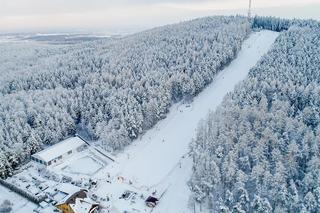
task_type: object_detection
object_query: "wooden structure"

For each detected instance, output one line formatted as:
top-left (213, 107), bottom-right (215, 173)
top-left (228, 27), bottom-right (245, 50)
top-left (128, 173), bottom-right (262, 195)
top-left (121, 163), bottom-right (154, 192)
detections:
top-left (145, 196), bottom-right (159, 208)
top-left (55, 187), bottom-right (98, 213)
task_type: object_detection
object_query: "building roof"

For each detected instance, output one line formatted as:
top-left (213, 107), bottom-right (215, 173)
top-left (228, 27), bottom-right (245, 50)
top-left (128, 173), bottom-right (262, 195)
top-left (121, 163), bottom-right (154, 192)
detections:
top-left (56, 183), bottom-right (87, 205)
top-left (32, 136), bottom-right (86, 163)
top-left (70, 198), bottom-right (99, 213)
top-left (146, 196), bottom-right (159, 203)
top-left (57, 183), bottom-right (83, 196)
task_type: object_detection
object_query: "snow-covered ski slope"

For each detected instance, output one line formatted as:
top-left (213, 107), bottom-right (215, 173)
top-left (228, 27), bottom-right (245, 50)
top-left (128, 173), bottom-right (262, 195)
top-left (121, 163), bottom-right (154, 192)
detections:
top-left (111, 30), bottom-right (279, 181)
top-left (0, 30), bottom-right (278, 213)
top-left (95, 30), bottom-right (279, 212)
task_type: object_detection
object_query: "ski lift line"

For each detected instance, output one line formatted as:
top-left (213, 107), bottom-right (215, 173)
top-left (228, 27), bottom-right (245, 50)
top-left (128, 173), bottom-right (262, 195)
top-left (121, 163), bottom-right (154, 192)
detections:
top-left (148, 152), bottom-right (190, 189)
top-left (248, 0), bottom-right (252, 20)
top-left (148, 185), bottom-right (171, 213)
top-left (114, 152), bottom-right (189, 194)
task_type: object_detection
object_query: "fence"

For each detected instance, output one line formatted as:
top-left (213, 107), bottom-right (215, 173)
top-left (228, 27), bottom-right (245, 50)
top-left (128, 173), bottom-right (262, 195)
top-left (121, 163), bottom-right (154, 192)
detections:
top-left (0, 179), bottom-right (46, 204)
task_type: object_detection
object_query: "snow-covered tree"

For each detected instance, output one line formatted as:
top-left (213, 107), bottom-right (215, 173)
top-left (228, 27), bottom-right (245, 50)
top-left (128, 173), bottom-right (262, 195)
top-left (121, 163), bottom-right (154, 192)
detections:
top-left (190, 19), bottom-right (320, 212)
top-left (0, 16), bottom-right (250, 177)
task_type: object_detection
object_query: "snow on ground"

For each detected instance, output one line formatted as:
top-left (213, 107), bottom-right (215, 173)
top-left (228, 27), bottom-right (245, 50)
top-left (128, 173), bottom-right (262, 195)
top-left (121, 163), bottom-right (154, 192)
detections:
top-left (93, 30), bottom-right (279, 212)
top-left (62, 156), bottom-right (104, 176)
top-left (49, 147), bottom-right (110, 179)
top-left (0, 185), bottom-right (37, 213)
top-left (105, 30), bottom-right (279, 186)
top-left (0, 148), bottom-right (109, 212)
top-left (0, 30), bottom-right (278, 213)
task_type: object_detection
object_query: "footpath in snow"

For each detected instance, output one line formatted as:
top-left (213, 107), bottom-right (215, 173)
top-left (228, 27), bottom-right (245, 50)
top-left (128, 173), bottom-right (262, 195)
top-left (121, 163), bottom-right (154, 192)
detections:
top-left (96, 30), bottom-right (279, 212)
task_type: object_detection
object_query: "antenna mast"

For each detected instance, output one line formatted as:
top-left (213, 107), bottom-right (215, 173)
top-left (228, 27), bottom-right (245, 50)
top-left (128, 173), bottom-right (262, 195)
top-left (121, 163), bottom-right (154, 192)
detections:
top-left (248, 0), bottom-right (252, 20)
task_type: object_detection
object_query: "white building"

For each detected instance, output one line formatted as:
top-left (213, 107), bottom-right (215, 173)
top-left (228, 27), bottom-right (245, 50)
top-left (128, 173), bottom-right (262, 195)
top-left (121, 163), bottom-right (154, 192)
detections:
top-left (31, 136), bottom-right (87, 166)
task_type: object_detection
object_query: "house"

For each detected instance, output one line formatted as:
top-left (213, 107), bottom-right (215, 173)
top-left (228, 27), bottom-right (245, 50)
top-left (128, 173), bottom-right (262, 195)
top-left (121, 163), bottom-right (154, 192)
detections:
top-left (145, 196), bottom-right (159, 208)
top-left (69, 198), bottom-right (99, 213)
top-left (31, 136), bottom-right (87, 166)
top-left (55, 184), bottom-right (87, 204)
top-left (55, 184), bottom-right (99, 213)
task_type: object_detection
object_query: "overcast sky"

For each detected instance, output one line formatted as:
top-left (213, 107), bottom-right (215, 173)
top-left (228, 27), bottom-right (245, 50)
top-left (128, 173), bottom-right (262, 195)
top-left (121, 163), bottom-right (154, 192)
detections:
top-left (0, 0), bottom-right (320, 33)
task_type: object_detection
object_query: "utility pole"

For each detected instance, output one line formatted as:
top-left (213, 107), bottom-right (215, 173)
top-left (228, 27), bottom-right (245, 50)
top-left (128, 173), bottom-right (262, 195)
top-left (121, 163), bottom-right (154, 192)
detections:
top-left (248, 0), bottom-right (252, 20)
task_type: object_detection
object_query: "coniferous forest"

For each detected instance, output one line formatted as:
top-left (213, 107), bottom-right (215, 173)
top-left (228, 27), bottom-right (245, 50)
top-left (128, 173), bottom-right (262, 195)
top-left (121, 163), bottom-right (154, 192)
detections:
top-left (0, 16), bottom-right (250, 177)
top-left (190, 17), bottom-right (320, 212)
top-left (1, 14), bottom-right (320, 213)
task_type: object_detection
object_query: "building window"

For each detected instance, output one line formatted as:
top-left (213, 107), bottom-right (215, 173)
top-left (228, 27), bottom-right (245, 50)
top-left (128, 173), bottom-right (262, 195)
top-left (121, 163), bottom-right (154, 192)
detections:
top-left (48, 161), bottom-right (51, 166)
top-left (67, 150), bottom-right (72, 155)
top-left (58, 155), bottom-right (62, 160)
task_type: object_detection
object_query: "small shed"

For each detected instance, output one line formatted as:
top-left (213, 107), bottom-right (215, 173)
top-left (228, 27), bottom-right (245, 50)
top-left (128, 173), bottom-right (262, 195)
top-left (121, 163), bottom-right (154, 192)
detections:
top-left (31, 136), bottom-right (87, 166)
top-left (145, 196), bottom-right (159, 208)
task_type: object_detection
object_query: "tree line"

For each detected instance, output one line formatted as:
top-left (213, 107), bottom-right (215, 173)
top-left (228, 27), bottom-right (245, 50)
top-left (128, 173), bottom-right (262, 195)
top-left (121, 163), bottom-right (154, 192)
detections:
top-left (190, 17), bottom-right (320, 212)
top-left (0, 16), bottom-right (250, 178)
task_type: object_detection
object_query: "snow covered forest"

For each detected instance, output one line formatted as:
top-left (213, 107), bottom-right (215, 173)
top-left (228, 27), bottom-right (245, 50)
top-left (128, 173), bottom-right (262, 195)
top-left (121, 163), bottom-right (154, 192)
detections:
top-left (190, 17), bottom-right (320, 212)
top-left (0, 16), bottom-right (250, 177)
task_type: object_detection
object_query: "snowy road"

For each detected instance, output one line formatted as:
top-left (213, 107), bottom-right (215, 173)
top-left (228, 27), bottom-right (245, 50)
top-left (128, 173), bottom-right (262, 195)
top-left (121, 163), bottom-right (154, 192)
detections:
top-left (96, 30), bottom-right (279, 212)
